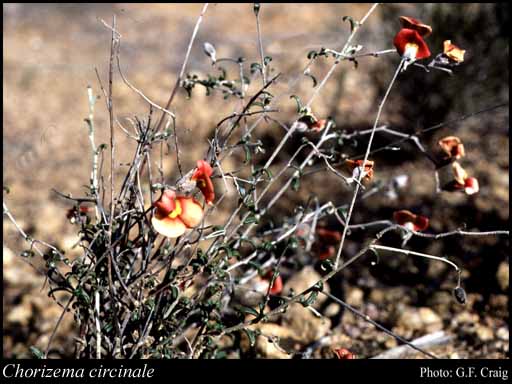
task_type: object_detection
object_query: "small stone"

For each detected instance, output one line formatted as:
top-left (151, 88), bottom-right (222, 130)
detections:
top-left (496, 261), bottom-right (509, 291)
top-left (242, 323), bottom-right (295, 359)
top-left (324, 302), bottom-right (341, 317)
top-left (346, 287), bottom-right (364, 307)
top-left (368, 289), bottom-right (385, 305)
top-left (418, 307), bottom-right (443, 332)
top-left (7, 299), bottom-right (32, 326)
top-left (384, 338), bottom-right (398, 349)
top-left (475, 325), bottom-right (494, 342)
top-left (397, 307), bottom-right (442, 333)
top-left (3, 246), bottom-right (14, 266)
top-left (496, 327), bottom-right (508, 341)
top-left (281, 302), bottom-right (331, 344)
top-left (453, 311), bottom-right (479, 325)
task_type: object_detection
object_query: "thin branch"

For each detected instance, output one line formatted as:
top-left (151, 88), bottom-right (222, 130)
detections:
top-left (154, 3), bottom-right (209, 133)
top-left (321, 291), bottom-right (438, 359)
top-left (334, 58), bottom-right (405, 269)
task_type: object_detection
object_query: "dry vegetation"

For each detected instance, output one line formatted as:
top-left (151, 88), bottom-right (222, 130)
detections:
top-left (3, 3), bottom-right (509, 359)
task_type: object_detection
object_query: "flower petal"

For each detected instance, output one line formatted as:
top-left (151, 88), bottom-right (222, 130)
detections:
top-left (399, 16), bottom-right (432, 37)
top-left (464, 177), bottom-right (479, 195)
top-left (317, 227), bottom-right (342, 244)
top-left (443, 40), bottom-right (465, 63)
top-left (151, 215), bottom-right (187, 238)
top-left (191, 160), bottom-right (215, 205)
top-left (153, 189), bottom-right (177, 216)
top-left (177, 197), bottom-right (204, 228)
top-left (345, 159), bottom-right (375, 181)
top-left (452, 162), bottom-right (468, 186)
top-left (192, 159), bottom-right (213, 179)
top-left (438, 136), bottom-right (465, 159)
top-left (413, 215), bottom-right (430, 231)
top-left (393, 28), bottom-right (431, 60)
top-left (393, 210), bottom-right (416, 225)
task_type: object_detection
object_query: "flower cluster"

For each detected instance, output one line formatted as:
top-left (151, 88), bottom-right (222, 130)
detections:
top-left (151, 160), bottom-right (216, 238)
top-left (436, 136), bottom-right (479, 195)
top-left (345, 159), bottom-right (375, 183)
top-left (393, 16), bottom-right (465, 70)
top-left (292, 109), bottom-right (328, 133)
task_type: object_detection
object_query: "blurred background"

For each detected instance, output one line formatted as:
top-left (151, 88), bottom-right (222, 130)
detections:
top-left (3, 3), bottom-right (509, 358)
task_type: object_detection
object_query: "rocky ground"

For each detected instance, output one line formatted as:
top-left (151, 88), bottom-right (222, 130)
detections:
top-left (3, 3), bottom-right (509, 358)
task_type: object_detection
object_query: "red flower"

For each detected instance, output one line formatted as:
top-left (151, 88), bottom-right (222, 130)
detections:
top-left (438, 136), bottom-right (465, 159)
top-left (191, 160), bottom-right (215, 205)
top-left (345, 159), bottom-right (375, 181)
top-left (333, 348), bottom-right (356, 359)
top-left (151, 190), bottom-right (204, 238)
top-left (393, 210), bottom-right (429, 231)
top-left (315, 227), bottom-right (342, 260)
top-left (264, 271), bottom-right (283, 295)
top-left (393, 28), bottom-right (431, 61)
top-left (399, 16), bottom-right (432, 37)
top-left (463, 177), bottom-right (479, 195)
top-left (440, 162), bottom-right (479, 195)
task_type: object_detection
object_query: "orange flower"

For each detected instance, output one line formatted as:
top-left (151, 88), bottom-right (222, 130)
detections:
top-left (294, 115), bottom-right (328, 133)
top-left (333, 348), bottom-right (356, 359)
top-left (393, 210), bottom-right (429, 231)
top-left (394, 28), bottom-right (431, 61)
top-left (438, 136), bottom-right (465, 159)
top-left (399, 16), bottom-right (432, 37)
top-left (151, 190), bottom-right (203, 238)
top-left (191, 160), bottom-right (215, 205)
top-left (345, 159), bottom-right (375, 181)
top-left (310, 119), bottom-right (327, 132)
top-left (443, 40), bottom-right (465, 63)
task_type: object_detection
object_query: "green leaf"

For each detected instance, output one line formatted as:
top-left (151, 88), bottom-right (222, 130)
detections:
top-left (307, 50), bottom-right (318, 60)
top-left (319, 259), bottom-right (334, 273)
top-left (73, 287), bottom-right (91, 305)
top-left (242, 328), bottom-right (257, 347)
top-left (342, 16), bottom-right (357, 33)
top-left (102, 322), bottom-right (113, 333)
top-left (243, 145), bottom-right (252, 164)
top-left (290, 95), bottom-right (303, 113)
top-left (304, 72), bottom-right (318, 87)
top-left (263, 56), bottom-right (273, 66)
top-left (288, 236), bottom-right (299, 249)
top-left (243, 214), bottom-right (259, 225)
top-left (250, 62), bottom-right (262, 75)
top-left (238, 305), bottom-right (260, 318)
top-left (299, 290), bottom-right (318, 307)
top-left (29, 346), bottom-right (45, 359)
top-left (338, 206), bottom-right (348, 221)
top-left (291, 175), bottom-right (300, 192)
